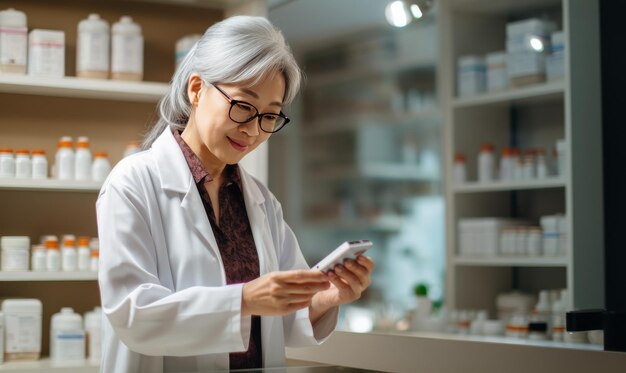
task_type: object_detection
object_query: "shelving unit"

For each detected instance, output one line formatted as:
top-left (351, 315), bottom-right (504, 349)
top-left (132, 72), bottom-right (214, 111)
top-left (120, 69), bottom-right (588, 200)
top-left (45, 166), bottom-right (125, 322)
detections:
top-left (0, 359), bottom-right (98, 373)
top-left (440, 0), bottom-right (603, 315)
top-left (309, 163), bottom-right (439, 182)
top-left (0, 74), bottom-right (167, 103)
top-left (0, 1), bottom-right (266, 368)
top-left (0, 179), bottom-right (102, 193)
top-left (0, 272), bottom-right (98, 282)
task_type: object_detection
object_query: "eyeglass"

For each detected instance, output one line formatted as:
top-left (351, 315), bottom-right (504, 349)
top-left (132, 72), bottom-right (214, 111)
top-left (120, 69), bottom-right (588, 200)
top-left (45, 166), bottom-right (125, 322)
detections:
top-left (211, 84), bottom-right (290, 133)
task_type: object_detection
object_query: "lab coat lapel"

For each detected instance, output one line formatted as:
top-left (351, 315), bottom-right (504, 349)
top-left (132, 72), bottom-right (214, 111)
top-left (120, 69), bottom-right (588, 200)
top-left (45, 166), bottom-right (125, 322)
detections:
top-left (152, 128), bottom-right (222, 262)
top-left (239, 167), bottom-right (278, 276)
top-left (239, 167), bottom-right (284, 366)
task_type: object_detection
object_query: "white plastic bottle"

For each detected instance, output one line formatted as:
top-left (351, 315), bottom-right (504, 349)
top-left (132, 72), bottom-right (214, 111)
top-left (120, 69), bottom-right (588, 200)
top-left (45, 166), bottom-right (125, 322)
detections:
top-left (28, 29), bottom-right (65, 77)
top-left (536, 148), bottom-right (549, 178)
top-left (77, 14), bottom-right (109, 79)
top-left (532, 290), bottom-right (553, 338)
top-left (45, 238), bottom-right (60, 271)
top-left (123, 141), bottom-right (141, 157)
top-left (478, 144), bottom-right (495, 182)
top-left (14, 149), bottom-right (31, 178)
top-left (453, 153), bottom-right (467, 184)
top-left (62, 237), bottom-right (77, 272)
top-left (92, 151), bottom-right (111, 181)
top-left (31, 244), bottom-right (46, 272)
top-left (84, 307), bottom-right (102, 362)
top-left (1, 236), bottom-right (30, 271)
top-left (55, 137), bottom-right (74, 180)
top-left (552, 289), bottom-right (568, 342)
top-left (111, 16), bottom-right (143, 81)
top-left (77, 236), bottom-right (91, 271)
top-left (175, 34), bottom-right (201, 68)
top-left (0, 8), bottom-right (28, 74)
top-left (0, 148), bottom-right (15, 178)
top-left (74, 136), bottom-right (92, 181)
top-left (31, 149), bottom-right (48, 179)
top-left (90, 249), bottom-right (99, 272)
top-left (50, 307), bottom-right (86, 361)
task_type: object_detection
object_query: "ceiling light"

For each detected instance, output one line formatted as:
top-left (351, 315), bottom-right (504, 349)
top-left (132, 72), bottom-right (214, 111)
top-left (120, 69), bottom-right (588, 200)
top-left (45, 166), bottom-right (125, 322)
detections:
top-left (385, 1), bottom-right (411, 28)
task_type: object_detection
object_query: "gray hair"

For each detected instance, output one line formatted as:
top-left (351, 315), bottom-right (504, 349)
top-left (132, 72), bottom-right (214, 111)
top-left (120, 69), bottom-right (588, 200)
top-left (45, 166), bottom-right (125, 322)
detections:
top-left (143, 15), bottom-right (302, 148)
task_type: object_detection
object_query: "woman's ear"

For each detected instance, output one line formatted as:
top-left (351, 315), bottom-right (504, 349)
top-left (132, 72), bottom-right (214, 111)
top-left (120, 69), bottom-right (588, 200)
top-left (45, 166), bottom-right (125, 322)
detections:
top-left (187, 73), bottom-right (203, 107)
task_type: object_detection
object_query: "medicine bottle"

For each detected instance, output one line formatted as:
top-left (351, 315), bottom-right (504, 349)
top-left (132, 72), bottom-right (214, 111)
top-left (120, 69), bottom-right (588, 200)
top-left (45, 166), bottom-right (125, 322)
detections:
top-left (2, 299), bottom-right (42, 361)
top-left (521, 150), bottom-right (536, 179)
top-left (84, 307), bottom-right (102, 362)
top-left (453, 153), bottom-right (467, 184)
top-left (55, 137), bottom-right (74, 180)
top-left (536, 148), bottom-right (548, 178)
top-left (478, 143), bottom-right (495, 182)
top-left (14, 149), bottom-right (31, 179)
top-left (50, 307), bottom-right (85, 361)
top-left (92, 151), bottom-right (111, 182)
top-left (31, 244), bottom-right (46, 271)
top-left (111, 16), bottom-right (143, 81)
top-left (526, 227), bottom-right (543, 256)
top-left (0, 8), bottom-right (28, 74)
top-left (1, 236), bottom-right (30, 271)
top-left (499, 147), bottom-right (512, 181)
top-left (31, 149), bottom-right (48, 179)
top-left (74, 136), bottom-right (92, 181)
top-left (90, 249), bottom-right (99, 272)
top-left (0, 148), bottom-right (15, 178)
top-left (175, 34), bottom-right (201, 68)
top-left (123, 141), bottom-right (141, 157)
top-left (77, 14), bottom-right (109, 79)
top-left (45, 238), bottom-right (60, 271)
top-left (77, 236), bottom-right (91, 271)
top-left (528, 321), bottom-right (549, 340)
top-left (511, 148), bottom-right (522, 180)
top-left (62, 237), bottom-right (77, 272)
top-left (28, 29), bottom-right (65, 78)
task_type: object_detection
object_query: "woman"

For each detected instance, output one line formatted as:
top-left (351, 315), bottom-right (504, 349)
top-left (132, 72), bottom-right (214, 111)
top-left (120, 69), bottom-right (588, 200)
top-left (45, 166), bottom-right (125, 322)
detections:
top-left (96, 15), bottom-right (374, 372)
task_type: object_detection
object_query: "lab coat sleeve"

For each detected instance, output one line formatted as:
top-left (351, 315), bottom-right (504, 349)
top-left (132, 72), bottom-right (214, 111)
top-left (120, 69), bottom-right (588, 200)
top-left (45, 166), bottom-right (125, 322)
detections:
top-left (269, 194), bottom-right (338, 346)
top-left (97, 176), bottom-right (251, 357)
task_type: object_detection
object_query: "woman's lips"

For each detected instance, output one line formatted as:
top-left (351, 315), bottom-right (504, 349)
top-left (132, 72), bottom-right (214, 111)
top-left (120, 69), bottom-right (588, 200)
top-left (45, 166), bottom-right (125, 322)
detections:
top-left (227, 137), bottom-right (249, 152)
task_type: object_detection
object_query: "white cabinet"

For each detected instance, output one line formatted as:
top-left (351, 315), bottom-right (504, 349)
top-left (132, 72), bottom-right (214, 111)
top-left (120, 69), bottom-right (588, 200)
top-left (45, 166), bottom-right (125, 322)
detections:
top-left (441, 0), bottom-right (603, 315)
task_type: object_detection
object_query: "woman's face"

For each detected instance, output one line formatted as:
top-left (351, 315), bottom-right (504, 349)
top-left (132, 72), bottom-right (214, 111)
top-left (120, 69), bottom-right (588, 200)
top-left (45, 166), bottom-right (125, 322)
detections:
top-left (187, 73), bottom-right (286, 167)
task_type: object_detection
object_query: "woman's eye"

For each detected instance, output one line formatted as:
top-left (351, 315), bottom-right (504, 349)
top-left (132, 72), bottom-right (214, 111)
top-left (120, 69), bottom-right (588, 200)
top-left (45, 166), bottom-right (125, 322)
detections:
top-left (236, 103), bottom-right (253, 112)
top-left (263, 114), bottom-right (278, 121)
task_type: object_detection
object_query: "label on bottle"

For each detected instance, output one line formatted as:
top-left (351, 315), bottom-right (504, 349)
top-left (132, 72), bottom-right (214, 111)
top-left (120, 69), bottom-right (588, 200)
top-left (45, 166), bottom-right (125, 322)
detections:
top-left (0, 27), bottom-right (27, 66)
top-left (78, 32), bottom-right (109, 72)
top-left (52, 330), bottom-right (85, 360)
top-left (112, 34), bottom-right (143, 74)
top-left (5, 314), bottom-right (41, 353)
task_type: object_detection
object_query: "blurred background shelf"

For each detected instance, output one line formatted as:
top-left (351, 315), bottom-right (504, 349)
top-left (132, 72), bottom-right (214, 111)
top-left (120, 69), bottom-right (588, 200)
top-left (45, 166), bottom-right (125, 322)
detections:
top-left (0, 272), bottom-right (98, 282)
top-left (452, 178), bottom-right (567, 193)
top-left (452, 81), bottom-right (564, 109)
top-left (0, 74), bottom-right (168, 103)
top-left (0, 179), bottom-right (102, 193)
top-left (453, 256), bottom-right (568, 267)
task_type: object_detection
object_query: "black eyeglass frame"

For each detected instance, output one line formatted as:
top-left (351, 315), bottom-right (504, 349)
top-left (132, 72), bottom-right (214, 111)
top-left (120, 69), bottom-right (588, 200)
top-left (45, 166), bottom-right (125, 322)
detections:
top-left (211, 84), bottom-right (290, 133)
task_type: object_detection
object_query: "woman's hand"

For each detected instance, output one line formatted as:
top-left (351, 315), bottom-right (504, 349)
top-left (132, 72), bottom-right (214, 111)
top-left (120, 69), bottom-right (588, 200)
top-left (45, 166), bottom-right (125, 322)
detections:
top-left (242, 270), bottom-right (330, 317)
top-left (310, 255), bottom-right (375, 323)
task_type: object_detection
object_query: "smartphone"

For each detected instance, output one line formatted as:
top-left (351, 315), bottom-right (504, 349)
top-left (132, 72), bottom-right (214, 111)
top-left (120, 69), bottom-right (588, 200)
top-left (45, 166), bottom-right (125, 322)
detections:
top-left (312, 240), bottom-right (372, 273)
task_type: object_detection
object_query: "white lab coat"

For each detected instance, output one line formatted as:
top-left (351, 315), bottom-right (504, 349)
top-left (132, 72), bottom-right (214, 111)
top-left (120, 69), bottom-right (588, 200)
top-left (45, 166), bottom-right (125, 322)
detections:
top-left (96, 128), bottom-right (338, 373)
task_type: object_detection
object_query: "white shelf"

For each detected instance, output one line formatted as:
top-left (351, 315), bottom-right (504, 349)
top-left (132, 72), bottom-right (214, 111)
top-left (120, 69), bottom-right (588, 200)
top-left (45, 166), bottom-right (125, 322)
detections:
top-left (453, 256), bottom-right (568, 267)
top-left (0, 178), bottom-right (102, 193)
top-left (307, 58), bottom-right (435, 88)
top-left (450, 0), bottom-right (562, 14)
top-left (452, 178), bottom-right (567, 193)
top-left (304, 109), bottom-right (441, 136)
top-left (309, 163), bottom-right (439, 182)
top-left (0, 74), bottom-right (168, 103)
top-left (452, 81), bottom-right (565, 109)
top-left (0, 272), bottom-right (98, 282)
top-left (0, 359), bottom-right (98, 372)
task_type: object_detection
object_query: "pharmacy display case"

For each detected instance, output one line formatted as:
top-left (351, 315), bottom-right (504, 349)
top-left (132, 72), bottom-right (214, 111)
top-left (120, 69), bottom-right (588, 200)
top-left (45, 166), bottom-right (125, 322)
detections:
top-left (0, 0), bottom-right (262, 370)
top-left (269, 19), bottom-right (446, 307)
top-left (440, 0), bottom-right (603, 317)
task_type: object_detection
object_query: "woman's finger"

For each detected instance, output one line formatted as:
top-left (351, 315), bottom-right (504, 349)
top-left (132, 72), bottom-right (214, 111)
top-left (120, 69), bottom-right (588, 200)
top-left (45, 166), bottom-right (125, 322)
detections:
top-left (334, 265), bottom-right (363, 288)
